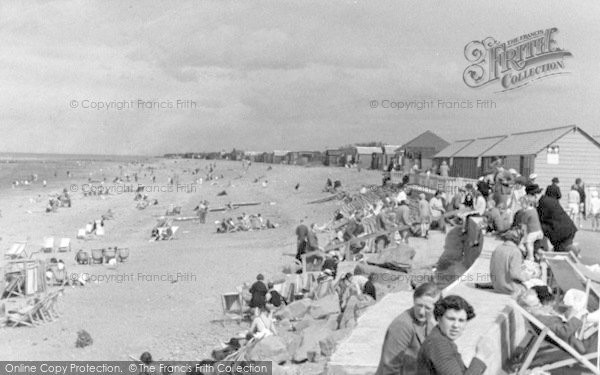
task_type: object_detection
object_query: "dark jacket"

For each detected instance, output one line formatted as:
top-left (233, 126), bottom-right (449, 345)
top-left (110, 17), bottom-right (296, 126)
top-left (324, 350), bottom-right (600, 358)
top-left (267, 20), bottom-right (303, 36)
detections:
top-left (417, 325), bottom-right (486, 375)
top-left (537, 195), bottom-right (577, 245)
top-left (545, 184), bottom-right (562, 200)
top-left (249, 280), bottom-right (268, 308)
top-left (375, 309), bottom-right (434, 375)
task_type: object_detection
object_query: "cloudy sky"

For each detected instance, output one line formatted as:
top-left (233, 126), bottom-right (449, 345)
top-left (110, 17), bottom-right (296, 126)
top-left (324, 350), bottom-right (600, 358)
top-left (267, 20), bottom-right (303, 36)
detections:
top-left (1, 0), bottom-right (599, 155)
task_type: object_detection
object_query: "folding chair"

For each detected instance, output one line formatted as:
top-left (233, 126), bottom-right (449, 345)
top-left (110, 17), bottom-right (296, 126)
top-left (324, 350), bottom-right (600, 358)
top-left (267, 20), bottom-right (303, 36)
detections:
top-left (6, 301), bottom-right (43, 327)
top-left (41, 237), bottom-right (54, 253)
top-left (58, 238), bottom-right (71, 252)
top-left (85, 223), bottom-right (94, 234)
top-left (541, 251), bottom-right (600, 311)
top-left (5, 242), bottom-right (28, 260)
top-left (77, 228), bottom-right (87, 239)
top-left (220, 292), bottom-right (244, 322)
top-left (2, 273), bottom-right (25, 298)
top-left (168, 226), bottom-right (179, 240)
top-left (512, 302), bottom-right (599, 374)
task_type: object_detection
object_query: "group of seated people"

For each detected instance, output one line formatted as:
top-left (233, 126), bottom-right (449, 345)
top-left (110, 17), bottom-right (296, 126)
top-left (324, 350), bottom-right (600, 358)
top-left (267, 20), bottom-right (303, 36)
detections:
top-left (150, 225), bottom-right (175, 241)
top-left (135, 194), bottom-right (158, 209)
top-left (323, 178), bottom-right (343, 193)
top-left (82, 185), bottom-right (111, 196)
top-left (215, 213), bottom-right (277, 233)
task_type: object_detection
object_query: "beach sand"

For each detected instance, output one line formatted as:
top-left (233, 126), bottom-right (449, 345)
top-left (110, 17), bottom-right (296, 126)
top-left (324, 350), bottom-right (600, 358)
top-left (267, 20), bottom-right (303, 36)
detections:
top-left (2, 157), bottom-right (598, 371)
top-left (0, 158), bottom-right (385, 362)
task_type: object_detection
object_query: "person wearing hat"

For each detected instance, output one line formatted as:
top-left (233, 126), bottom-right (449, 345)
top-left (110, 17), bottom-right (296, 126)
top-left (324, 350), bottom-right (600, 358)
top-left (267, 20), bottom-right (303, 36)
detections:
top-left (525, 183), bottom-right (542, 196)
top-left (522, 286), bottom-right (599, 355)
top-left (528, 173), bottom-right (538, 184)
top-left (546, 177), bottom-right (562, 200)
top-left (537, 187), bottom-right (577, 252)
top-left (489, 228), bottom-right (530, 296)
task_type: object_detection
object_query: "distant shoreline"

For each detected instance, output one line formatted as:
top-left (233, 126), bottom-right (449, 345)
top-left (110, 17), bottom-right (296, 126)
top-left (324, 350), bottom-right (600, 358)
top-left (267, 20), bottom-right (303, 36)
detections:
top-left (0, 152), bottom-right (153, 162)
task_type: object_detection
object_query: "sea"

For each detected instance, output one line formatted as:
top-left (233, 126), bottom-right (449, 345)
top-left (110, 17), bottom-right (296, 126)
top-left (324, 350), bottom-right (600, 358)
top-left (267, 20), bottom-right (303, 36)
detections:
top-left (0, 152), bottom-right (156, 188)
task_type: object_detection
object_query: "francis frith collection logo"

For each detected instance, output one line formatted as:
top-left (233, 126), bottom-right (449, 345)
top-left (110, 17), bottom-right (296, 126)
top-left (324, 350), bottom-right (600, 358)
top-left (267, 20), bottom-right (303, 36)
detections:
top-left (463, 28), bottom-right (572, 92)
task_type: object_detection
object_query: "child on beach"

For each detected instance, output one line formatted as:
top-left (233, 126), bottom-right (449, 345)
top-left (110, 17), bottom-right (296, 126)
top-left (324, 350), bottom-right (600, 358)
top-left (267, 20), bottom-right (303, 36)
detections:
top-left (418, 193), bottom-right (432, 238)
top-left (518, 196), bottom-right (543, 261)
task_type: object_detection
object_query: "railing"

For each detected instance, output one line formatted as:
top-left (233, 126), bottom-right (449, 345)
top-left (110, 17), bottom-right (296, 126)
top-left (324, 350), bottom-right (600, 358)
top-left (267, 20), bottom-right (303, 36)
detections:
top-left (390, 172), bottom-right (478, 197)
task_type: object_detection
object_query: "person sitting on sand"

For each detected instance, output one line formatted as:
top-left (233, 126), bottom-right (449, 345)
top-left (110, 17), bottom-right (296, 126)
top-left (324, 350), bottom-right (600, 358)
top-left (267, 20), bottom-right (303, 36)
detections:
top-left (266, 282), bottom-right (287, 309)
top-left (248, 306), bottom-right (277, 340)
top-left (249, 274), bottom-right (268, 313)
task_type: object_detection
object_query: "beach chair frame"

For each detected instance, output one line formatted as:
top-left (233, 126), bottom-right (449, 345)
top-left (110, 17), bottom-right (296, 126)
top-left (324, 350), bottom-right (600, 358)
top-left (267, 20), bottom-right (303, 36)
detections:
top-left (58, 238), bottom-right (71, 252)
top-left (41, 237), bottom-right (54, 253)
top-left (5, 241), bottom-right (29, 260)
top-left (540, 251), bottom-right (600, 311)
top-left (512, 302), bottom-right (599, 374)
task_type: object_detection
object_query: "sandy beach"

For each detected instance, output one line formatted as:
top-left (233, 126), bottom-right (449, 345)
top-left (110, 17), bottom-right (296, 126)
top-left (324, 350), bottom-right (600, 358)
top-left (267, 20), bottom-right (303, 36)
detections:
top-left (0, 158), bottom-right (387, 362)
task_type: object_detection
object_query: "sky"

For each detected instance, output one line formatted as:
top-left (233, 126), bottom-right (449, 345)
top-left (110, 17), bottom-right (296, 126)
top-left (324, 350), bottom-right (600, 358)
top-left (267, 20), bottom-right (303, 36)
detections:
top-left (1, 0), bottom-right (599, 155)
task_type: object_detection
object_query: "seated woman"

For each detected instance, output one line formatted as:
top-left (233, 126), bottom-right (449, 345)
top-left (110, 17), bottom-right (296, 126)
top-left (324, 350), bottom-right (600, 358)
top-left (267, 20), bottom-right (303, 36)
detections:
top-left (521, 286), bottom-right (599, 354)
top-left (46, 259), bottom-right (68, 286)
top-left (248, 306), bottom-right (277, 340)
top-left (417, 295), bottom-right (493, 375)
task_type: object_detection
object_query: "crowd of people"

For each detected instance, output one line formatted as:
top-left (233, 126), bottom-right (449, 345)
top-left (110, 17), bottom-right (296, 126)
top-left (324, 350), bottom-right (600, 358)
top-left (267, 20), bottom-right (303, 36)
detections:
top-left (215, 213), bottom-right (277, 233)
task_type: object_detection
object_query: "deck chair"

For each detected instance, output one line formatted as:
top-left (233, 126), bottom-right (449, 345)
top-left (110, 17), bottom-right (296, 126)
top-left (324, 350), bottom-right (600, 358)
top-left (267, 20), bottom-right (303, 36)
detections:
top-left (6, 297), bottom-right (45, 327)
top-left (541, 251), bottom-right (600, 311)
top-left (58, 238), bottom-right (71, 252)
top-left (41, 237), bottom-right (54, 253)
top-left (512, 302), bottom-right (599, 374)
top-left (220, 292), bottom-right (244, 321)
top-left (85, 223), bottom-right (94, 234)
top-left (77, 228), bottom-right (87, 239)
top-left (5, 242), bottom-right (28, 260)
top-left (168, 226), bottom-right (179, 240)
top-left (96, 225), bottom-right (105, 236)
top-left (39, 289), bottom-right (62, 322)
top-left (2, 273), bottom-right (25, 298)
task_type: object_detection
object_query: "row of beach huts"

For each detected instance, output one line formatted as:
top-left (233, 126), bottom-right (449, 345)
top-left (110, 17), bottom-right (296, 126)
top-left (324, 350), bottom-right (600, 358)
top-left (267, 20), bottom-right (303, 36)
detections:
top-left (166, 125), bottom-right (600, 196)
top-left (165, 130), bottom-right (450, 171)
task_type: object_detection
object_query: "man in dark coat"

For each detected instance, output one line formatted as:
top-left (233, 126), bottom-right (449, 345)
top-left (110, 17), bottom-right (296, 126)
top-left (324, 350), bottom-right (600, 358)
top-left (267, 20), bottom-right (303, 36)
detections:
top-left (545, 177), bottom-right (562, 201)
top-left (295, 223), bottom-right (309, 262)
top-left (537, 188), bottom-right (577, 252)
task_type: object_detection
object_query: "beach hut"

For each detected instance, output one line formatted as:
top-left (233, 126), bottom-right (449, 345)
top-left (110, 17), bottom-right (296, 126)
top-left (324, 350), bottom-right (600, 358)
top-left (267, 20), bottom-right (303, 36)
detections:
top-left (382, 145), bottom-right (402, 170)
top-left (435, 136), bottom-right (505, 179)
top-left (286, 152), bottom-right (299, 165)
top-left (354, 147), bottom-right (383, 170)
top-left (325, 150), bottom-right (345, 166)
top-left (434, 125), bottom-right (600, 204)
top-left (272, 150), bottom-right (290, 164)
top-left (401, 131), bottom-right (449, 170)
top-left (244, 151), bottom-right (261, 162)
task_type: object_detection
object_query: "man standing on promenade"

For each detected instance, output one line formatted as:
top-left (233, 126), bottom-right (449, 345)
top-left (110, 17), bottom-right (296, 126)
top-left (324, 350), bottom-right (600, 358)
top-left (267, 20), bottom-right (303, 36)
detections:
top-left (375, 283), bottom-right (440, 375)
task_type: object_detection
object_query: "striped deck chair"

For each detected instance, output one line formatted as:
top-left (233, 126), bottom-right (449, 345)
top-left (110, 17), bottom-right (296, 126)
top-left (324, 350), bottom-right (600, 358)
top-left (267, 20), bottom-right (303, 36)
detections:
top-left (360, 217), bottom-right (378, 253)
